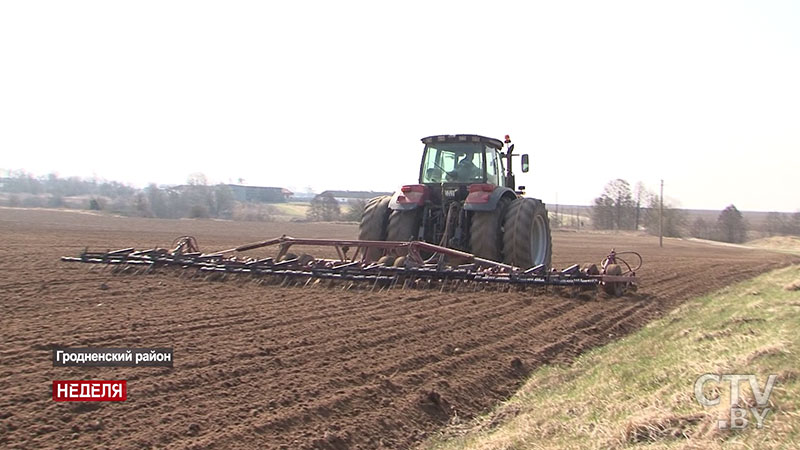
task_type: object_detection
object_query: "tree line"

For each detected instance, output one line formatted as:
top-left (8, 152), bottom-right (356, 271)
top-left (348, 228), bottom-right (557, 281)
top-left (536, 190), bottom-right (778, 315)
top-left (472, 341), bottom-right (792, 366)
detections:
top-left (1, 171), bottom-right (367, 222)
top-left (0, 171), bottom-right (238, 219)
top-left (764, 211), bottom-right (800, 236)
top-left (591, 179), bottom-right (686, 237)
top-left (1, 171), bottom-right (136, 206)
top-left (589, 178), bottom-right (782, 244)
top-left (4, 171), bottom-right (795, 233)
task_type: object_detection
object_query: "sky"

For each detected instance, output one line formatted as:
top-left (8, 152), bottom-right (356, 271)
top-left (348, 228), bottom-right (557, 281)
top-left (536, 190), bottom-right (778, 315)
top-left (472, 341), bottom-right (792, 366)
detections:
top-left (1, 1), bottom-right (798, 212)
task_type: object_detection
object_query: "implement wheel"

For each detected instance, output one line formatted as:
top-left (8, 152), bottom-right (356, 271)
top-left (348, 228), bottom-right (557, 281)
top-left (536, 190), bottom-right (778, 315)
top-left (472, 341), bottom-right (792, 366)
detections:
top-left (469, 197), bottom-right (511, 261)
top-left (358, 195), bottom-right (391, 260)
top-left (603, 264), bottom-right (625, 297)
top-left (502, 198), bottom-right (552, 269)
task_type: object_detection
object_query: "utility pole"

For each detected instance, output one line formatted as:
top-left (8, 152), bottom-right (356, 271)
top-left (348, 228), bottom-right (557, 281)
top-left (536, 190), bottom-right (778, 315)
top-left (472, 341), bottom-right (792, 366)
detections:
top-left (659, 179), bottom-right (664, 248)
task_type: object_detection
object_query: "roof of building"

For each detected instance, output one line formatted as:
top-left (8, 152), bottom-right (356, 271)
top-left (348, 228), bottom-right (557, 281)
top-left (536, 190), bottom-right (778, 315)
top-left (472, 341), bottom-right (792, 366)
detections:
top-left (319, 190), bottom-right (392, 199)
top-left (224, 184), bottom-right (293, 195)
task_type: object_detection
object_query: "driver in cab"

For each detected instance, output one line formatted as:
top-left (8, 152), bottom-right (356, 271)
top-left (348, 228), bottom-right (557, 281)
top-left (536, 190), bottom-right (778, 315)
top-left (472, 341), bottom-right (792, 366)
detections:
top-left (447, 152), bottom-right (481, 182)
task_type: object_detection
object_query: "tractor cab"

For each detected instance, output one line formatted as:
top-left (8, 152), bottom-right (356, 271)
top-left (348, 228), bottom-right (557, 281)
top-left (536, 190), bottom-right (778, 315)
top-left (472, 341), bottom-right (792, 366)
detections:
top-left (419, 135), bottom-right (507, 187)
top-left (415, 134), bottom-right (529, 207)
top-left (419, 134), bottom-right (529, 190)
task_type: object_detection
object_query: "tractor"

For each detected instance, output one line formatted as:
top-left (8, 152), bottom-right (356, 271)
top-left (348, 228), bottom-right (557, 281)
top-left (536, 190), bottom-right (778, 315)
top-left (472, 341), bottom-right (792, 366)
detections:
top-left (359, 134), bottom-right (552, 269)
top-left (63, 135), bottom-right (640, 296)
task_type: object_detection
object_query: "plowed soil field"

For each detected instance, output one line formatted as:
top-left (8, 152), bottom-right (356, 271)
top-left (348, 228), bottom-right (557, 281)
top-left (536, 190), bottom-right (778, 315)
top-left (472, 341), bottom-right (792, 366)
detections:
top-left (1, 208), bottom-right (796, 449)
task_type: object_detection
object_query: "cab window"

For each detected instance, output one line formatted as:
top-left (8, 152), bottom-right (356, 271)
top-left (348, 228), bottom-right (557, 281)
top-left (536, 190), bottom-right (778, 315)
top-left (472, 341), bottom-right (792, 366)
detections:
top-left (420, 142), bottom-right (485, 183)
top-left (486, 149), bottom-right (501, 185)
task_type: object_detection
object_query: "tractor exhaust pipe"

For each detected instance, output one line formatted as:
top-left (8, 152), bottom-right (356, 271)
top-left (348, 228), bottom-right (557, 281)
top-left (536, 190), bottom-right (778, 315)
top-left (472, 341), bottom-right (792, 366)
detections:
top-left (504, 134), bottom-right (516, 190)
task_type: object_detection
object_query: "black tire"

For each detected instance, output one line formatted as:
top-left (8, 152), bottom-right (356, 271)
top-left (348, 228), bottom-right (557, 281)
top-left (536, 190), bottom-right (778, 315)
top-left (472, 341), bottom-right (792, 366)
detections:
top-left (581, 263), bottom-right (600, 276)
top-left (358, 196), bottom-right (391, 260)
top-left (358, 196), bottom-right (391, 240)
top-left (469, 196), bottom-right (511, 261)
top-left (502, 198), bottom-right (552, 269)
top-left (603, 263), bottom-right (624, 296)
top-left (387, 210), bottom-right (420, 242)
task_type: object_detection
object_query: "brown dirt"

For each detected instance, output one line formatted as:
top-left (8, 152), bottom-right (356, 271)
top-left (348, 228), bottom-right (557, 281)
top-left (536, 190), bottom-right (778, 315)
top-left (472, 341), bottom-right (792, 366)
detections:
top-left (0, 209), bottom-right (796, 449)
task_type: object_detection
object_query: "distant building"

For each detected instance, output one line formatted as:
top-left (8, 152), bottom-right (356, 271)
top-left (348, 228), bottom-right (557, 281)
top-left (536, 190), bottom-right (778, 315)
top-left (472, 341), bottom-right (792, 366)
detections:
top-left (290, 192), bottom-right (317, 202)
top-left (319, 190), bottom-right (393, 203)
top-left (226, 185), bottom-right (293, 203)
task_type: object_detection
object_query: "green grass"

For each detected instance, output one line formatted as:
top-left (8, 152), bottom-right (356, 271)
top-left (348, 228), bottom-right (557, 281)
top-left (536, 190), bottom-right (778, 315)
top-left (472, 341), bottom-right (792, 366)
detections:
top-left (746, 236), bottom-right (800, 255)
top-left (272, 203), bottom-right (310, 218)
top-left (425, 265), bottom-right (800, 449)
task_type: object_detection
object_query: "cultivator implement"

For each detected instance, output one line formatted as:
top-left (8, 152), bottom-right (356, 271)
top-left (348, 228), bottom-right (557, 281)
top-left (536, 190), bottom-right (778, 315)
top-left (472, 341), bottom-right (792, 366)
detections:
top-left (62, 236), bottom-right (641, 296)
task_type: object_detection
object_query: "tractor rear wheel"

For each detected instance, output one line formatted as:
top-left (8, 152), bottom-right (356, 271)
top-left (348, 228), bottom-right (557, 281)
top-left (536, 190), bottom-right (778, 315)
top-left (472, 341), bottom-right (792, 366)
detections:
top-left (469, 197), bottom-right (511, 262)
top-left (387, 210), bottom-right (420, 242)
top-left (358, 195), bottom-right (391, 260)
top-left (502, 198), bottom-right (552, 269)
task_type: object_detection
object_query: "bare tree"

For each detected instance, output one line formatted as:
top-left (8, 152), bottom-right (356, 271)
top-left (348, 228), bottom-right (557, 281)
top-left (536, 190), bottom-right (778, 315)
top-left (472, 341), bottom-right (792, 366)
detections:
top-left (661, 205), bottom-right (687, 238)
top-left (307, 193), bottom-right (341, 221)
top-left (642, 195), bottom-right (685, 237)
top-left (690, 217), bottom-right (712, 240)
top-left (145, 184), bottom-right (170, 218)
top-left (592, 179), bottom-right (635, 230)
top-left (793, 213), bottom-right (800, 235)
top-left (342, 199), bottom-right (367, 222)
top-left (212, 185), bottom-right (235, 219)
top-left (765, 212), bottom-right (784, 236)
top-left (764, 211), bottom-right (800, 236)
top-left (186, 173), bottom-right (208, 186)
top-left (134, 192), bottom-right (151, 217)
top-left (633, 182), bottom-right (648, 231)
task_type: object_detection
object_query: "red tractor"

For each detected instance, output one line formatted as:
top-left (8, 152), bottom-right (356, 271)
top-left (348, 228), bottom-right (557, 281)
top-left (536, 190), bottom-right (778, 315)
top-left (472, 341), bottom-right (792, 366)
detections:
top-left (359, 134), bottom-right (552, 269)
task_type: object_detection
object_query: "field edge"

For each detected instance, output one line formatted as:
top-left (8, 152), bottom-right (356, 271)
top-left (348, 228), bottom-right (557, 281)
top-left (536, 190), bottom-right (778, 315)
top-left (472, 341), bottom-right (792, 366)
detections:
top-left (423, 264), bottom-right (800, 449)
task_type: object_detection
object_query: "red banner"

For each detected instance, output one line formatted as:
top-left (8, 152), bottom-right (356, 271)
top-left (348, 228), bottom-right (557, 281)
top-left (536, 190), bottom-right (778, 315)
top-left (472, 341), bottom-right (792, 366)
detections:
top-left (52, 380), bottom-right (127, 401)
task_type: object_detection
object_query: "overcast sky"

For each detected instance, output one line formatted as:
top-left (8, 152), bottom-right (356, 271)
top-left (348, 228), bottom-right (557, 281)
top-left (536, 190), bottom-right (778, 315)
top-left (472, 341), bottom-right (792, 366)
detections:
top-left (1, 1), bottom-right (798, 211)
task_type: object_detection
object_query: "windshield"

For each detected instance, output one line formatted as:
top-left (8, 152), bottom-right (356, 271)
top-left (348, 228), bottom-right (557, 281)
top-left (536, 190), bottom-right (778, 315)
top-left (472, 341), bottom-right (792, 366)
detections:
top-left (420, 142), bottom-right (487, 183)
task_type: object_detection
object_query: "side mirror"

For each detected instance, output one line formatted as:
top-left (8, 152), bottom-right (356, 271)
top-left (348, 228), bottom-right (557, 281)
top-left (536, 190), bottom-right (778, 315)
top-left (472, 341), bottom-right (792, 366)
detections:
top-left (521, 154), bottom-right (530, 173)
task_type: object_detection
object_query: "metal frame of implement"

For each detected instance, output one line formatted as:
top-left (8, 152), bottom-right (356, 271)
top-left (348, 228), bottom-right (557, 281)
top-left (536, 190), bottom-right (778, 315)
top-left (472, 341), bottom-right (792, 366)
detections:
top-left (61, 235), bottom-right (640, 295)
